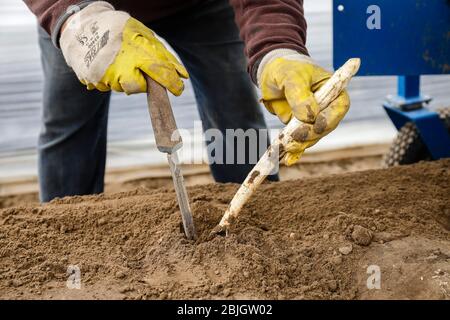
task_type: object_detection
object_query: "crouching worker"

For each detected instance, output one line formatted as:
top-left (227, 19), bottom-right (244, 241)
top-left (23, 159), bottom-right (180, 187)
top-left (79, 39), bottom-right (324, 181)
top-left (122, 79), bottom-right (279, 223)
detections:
top-left (24, 0), bottom-right (349, 202)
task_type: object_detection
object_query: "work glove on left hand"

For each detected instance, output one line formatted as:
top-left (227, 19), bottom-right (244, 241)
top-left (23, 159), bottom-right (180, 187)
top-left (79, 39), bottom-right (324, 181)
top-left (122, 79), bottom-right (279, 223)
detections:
top-left (60, 1), bottom-right (188, 95)
top-left (258, 49), bottom-right (350, 165)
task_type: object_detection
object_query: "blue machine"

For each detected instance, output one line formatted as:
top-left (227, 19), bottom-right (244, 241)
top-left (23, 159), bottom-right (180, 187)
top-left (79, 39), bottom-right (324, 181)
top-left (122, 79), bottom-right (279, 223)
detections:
top-left (333, 0), bottom-right (450, 159)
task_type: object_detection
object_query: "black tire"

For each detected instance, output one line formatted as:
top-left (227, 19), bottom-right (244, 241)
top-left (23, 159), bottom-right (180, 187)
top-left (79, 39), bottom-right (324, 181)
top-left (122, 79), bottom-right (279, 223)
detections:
top-left (383, 107), bottom-right (450, 167)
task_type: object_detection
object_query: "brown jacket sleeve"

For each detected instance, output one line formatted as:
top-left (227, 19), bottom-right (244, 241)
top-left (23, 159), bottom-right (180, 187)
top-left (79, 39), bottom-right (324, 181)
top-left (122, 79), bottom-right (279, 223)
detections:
top-left (23, 0), bottom-right (93, 46)
top-left (229, 0), bottom-right (309, 83)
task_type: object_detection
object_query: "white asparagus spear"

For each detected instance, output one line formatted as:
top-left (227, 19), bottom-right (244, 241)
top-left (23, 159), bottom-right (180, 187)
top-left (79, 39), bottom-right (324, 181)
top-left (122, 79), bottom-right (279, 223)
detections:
top-left (214, 58), bottom-right (361, 234)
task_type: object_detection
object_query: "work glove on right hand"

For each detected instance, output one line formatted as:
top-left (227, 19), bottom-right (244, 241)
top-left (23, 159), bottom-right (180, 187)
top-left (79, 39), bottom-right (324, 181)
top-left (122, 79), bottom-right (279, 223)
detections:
top-left (258, 49), bottom-right (350, 165)
top-left (60, 1), bottom-right (188, 95)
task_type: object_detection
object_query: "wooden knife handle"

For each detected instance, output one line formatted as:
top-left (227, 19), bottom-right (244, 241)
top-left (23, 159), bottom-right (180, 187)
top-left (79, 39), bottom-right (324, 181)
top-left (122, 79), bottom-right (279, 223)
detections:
top-left (145, 75), bottom-right (182, 154)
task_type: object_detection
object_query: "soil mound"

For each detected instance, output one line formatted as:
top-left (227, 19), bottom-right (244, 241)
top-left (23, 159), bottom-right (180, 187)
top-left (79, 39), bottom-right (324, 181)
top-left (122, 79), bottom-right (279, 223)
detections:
top-left (0, 160), bottom-right (449, 299)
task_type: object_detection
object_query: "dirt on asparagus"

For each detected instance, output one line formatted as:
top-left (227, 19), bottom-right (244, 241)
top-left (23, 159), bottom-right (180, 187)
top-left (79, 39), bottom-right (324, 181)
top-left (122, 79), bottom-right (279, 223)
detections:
top-left (0, 159), bottom-right (449, 300)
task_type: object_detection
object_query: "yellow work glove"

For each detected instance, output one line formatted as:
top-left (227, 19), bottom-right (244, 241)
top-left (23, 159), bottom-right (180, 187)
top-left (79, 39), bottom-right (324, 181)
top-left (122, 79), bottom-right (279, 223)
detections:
top-left (258, 49), bottom-right (350, 165)
top-left (60, 1), bottom-right (188, 95)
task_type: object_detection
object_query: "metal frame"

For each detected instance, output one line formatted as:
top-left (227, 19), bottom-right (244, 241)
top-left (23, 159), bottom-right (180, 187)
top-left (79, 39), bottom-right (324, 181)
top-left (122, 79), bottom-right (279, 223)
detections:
top-left (383, 75), bottom-right (450, 160)
top-left (332, 0), bottom-right (450, 160)
top-left (333, 0), bottom-right (450, 76)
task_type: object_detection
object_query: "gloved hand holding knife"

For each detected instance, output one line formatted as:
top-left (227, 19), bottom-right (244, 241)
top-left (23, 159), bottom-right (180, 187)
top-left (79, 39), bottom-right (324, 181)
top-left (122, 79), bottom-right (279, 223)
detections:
top-left (60, 1), bottom-right (188, 95)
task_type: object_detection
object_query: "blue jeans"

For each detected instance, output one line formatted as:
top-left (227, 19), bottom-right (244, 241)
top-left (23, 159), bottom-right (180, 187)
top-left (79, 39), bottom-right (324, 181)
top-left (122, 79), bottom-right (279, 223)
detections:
top-left (38, 0), bottom-right (277, 202)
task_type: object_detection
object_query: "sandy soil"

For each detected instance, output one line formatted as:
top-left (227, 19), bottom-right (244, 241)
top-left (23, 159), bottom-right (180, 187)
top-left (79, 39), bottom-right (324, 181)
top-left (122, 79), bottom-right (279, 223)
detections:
top-left (0, 159), bottom-right (448, 300)
top-left (0, 155), bottom-right (383, 209)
